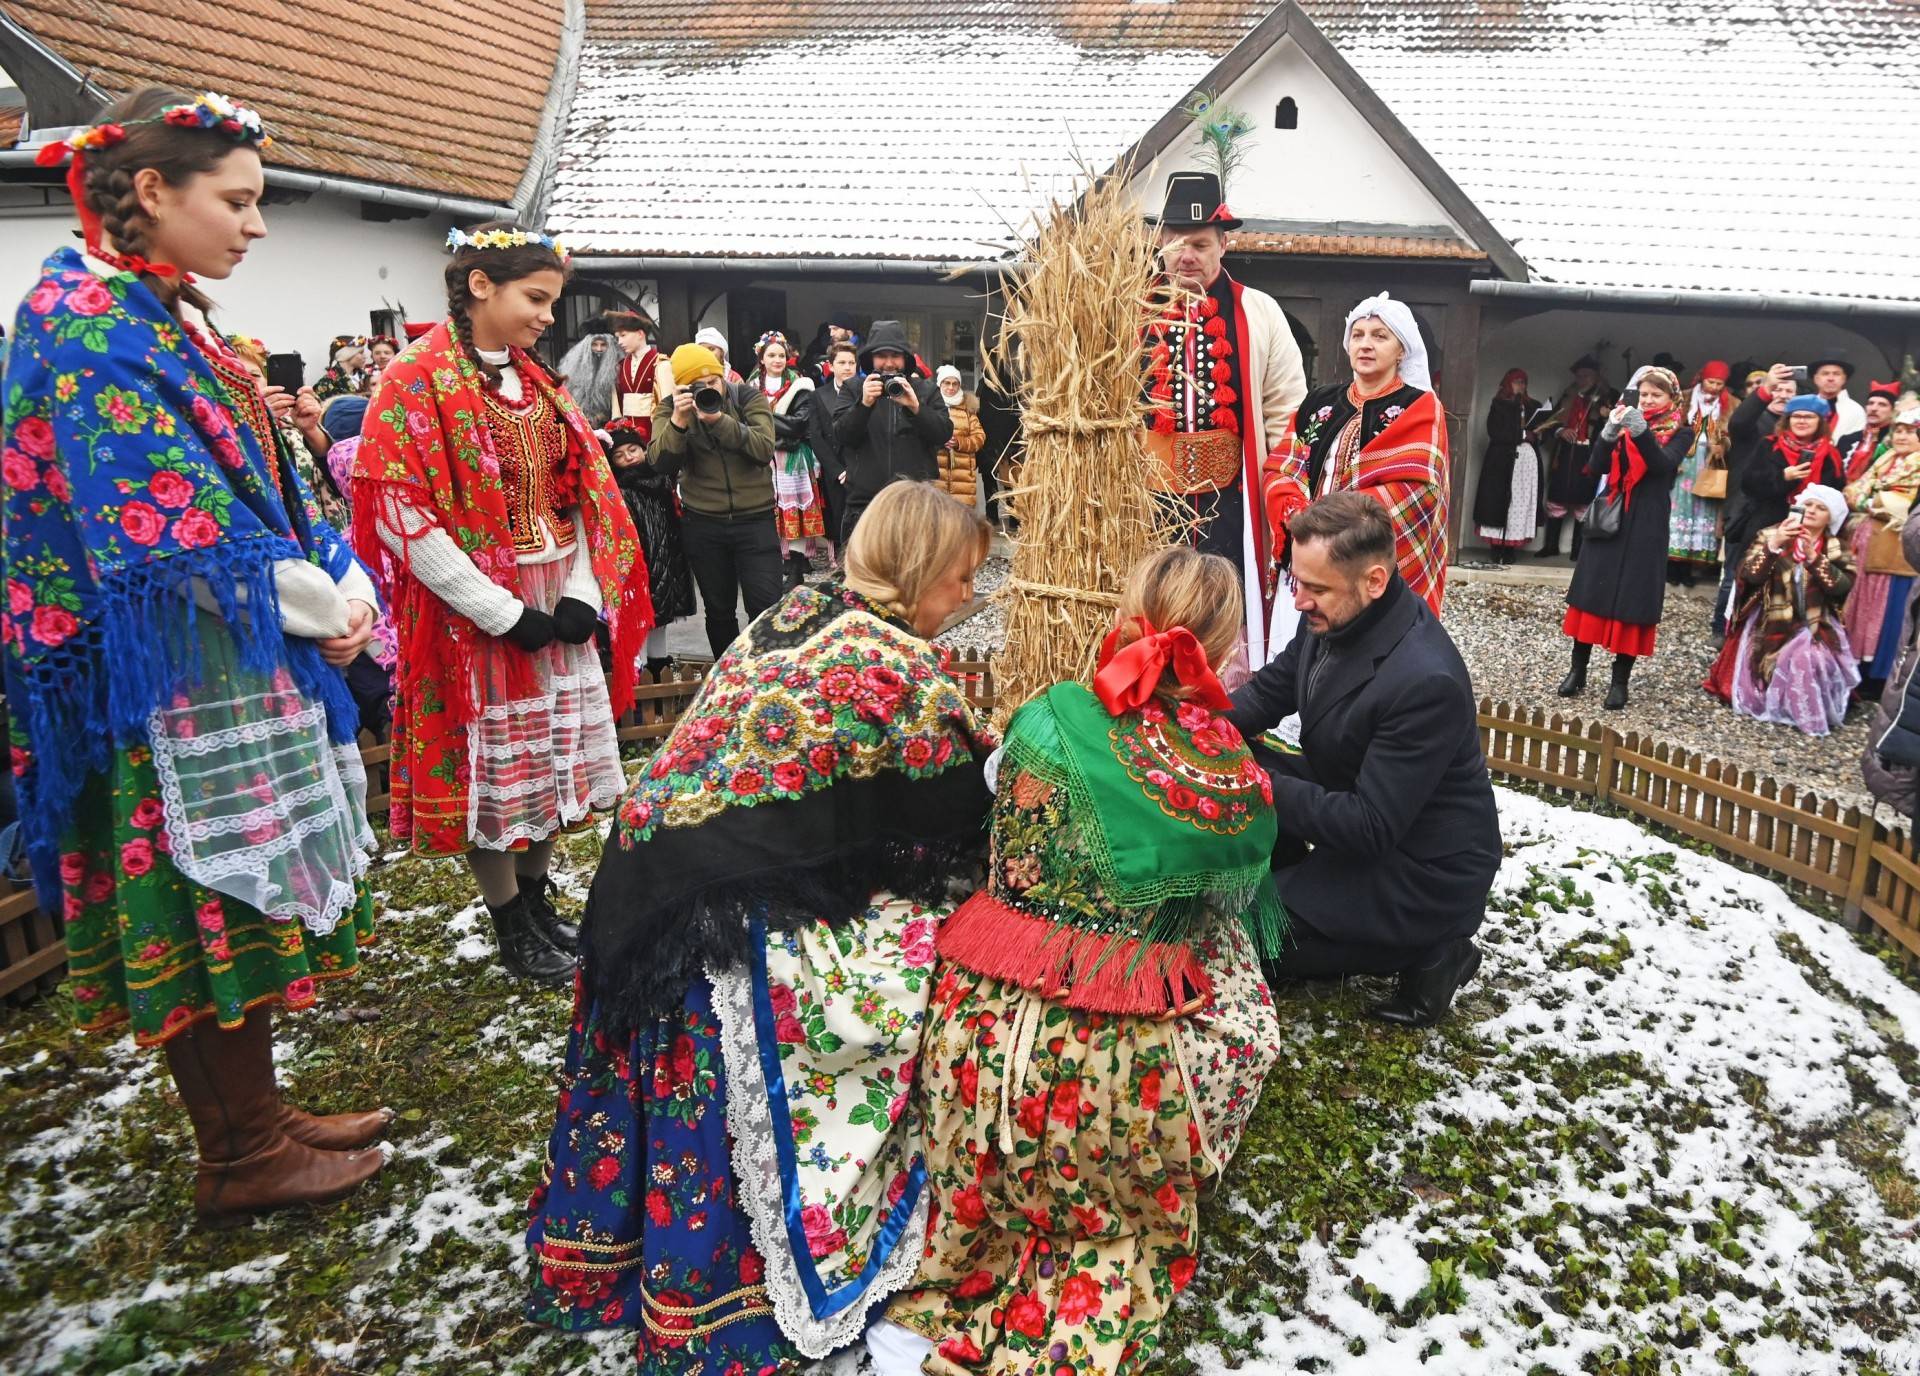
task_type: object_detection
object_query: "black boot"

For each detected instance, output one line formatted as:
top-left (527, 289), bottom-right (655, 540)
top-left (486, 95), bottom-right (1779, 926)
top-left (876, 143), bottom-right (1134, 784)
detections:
top-left (519, 874), bottom-right (580, 955)
top-left (1557, 641), bottom-right (1592, 697)
top-left (1604, 654), bottom-right (1633, 711)
top-left (486, 894), bottom-right (574, 987)
top-left (1536, 517), bottom-right (1563, 559)
top-left (1370, 938), bottom-right (1483, 1028)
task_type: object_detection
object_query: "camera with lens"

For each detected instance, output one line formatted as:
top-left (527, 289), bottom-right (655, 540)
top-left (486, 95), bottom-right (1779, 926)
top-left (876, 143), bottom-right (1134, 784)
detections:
top-left (874, 371), bottom-right (911, 399)
top-left (690, 384), bottom-right (725, 415)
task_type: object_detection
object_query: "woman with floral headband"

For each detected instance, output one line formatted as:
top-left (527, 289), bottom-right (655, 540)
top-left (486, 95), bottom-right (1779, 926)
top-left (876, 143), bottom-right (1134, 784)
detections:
top-left (352, 221), bottom-right (652, 988)
top-left (4, 87), bottom-right (389, 1222)
top-left (748, 329), bottom-right (830, 587)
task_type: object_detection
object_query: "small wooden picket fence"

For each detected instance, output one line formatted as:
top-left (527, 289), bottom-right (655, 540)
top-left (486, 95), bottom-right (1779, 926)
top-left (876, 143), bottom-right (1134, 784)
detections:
top-left (2, 675), bottom-right (1913, 1006)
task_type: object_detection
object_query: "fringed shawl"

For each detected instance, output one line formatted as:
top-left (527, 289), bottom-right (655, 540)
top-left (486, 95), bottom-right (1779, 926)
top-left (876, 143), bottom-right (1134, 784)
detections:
top-left (584, 582), bottom-right (996, 1032)
top-left (349, 320), bottom-right (653, 732)
top-left (936, 682), bottom-right (1283, 1019)
top-left (1, 249), bottom-right (359, 907)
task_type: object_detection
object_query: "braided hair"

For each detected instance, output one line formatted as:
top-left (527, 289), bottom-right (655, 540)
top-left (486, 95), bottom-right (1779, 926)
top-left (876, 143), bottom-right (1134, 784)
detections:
top-left (443, 220), bottom-right (572, 387)
top-left (79, 87), bottom-right (243, 320)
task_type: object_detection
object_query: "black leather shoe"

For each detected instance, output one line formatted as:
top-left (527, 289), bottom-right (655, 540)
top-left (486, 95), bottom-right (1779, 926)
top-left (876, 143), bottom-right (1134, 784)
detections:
top-left (1370, 939), bottom-right (1482, 1028)
top-left (1603, 678), bottom-right (1630, 711)
top-left (487, 894), bottom-right (574, 987)
top-left (1556, 669), bottom-right (1586, 697)
top-left (519, 875), bottom-right (580, 955)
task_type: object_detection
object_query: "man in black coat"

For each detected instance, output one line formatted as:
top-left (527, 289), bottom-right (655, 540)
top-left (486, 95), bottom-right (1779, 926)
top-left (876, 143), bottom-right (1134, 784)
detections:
top-left (1228, 492), bottom-right (1501, 1027)
top-left (811, 340), bottom-right (859, 547)
top-left (833, 319), bottom-right (952, 546)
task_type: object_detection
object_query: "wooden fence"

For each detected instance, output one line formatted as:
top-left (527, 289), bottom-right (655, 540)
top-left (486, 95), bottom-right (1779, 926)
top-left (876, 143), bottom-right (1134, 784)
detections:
top-left (3, 678), bottom-right (1913, 1006)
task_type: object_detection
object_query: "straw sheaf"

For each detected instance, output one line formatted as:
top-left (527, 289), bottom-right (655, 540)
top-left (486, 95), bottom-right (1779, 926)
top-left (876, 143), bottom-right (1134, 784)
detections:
top-left (987, 164), bottom-right (1189, 729)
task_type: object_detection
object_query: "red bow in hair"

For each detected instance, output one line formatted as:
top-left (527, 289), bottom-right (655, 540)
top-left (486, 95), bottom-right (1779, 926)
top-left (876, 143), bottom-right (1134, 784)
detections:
top-left (1093, 618), bottom-right (1232, 715)
top-left (35, 138), bottom-right (190, 282)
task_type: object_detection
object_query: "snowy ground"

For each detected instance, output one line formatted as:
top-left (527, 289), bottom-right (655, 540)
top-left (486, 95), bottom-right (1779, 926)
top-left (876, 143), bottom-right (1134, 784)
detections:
top-left (2, 790), bottom-right (1918, 1375)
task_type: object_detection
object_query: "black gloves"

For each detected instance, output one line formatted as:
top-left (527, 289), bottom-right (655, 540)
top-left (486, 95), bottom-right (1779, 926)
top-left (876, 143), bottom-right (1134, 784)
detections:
top-left (505, 605), bottom-right (556, 652)
top-left (551, 597), bottom-right (600, 645)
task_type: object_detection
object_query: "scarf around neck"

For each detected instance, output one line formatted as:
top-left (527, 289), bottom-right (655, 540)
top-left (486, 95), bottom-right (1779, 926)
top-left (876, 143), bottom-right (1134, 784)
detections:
top-left (583, 581), bottom-right (995, 1030)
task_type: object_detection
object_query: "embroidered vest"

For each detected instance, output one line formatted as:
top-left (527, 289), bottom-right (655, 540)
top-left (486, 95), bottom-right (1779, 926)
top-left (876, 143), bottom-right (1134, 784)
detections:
top-left (481, 386), bottom-right (575, 554)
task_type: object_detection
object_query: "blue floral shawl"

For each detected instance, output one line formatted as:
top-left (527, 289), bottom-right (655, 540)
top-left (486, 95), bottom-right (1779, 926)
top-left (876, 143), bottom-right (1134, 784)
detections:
top-left (0, 248), bottom-right (358, 905)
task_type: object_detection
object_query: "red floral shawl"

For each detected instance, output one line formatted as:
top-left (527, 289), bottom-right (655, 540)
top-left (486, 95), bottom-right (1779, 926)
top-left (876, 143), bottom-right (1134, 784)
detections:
top-left (351, 323), bottom-right (652, 849)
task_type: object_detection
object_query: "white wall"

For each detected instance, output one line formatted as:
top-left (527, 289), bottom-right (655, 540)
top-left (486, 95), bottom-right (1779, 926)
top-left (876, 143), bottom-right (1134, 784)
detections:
top-left (1, 193), bottom-right (458, 382)
top-left (1457, 308), bottom-right (1894, 548)
top-left (1130, 34), bottom-right (1465, 232)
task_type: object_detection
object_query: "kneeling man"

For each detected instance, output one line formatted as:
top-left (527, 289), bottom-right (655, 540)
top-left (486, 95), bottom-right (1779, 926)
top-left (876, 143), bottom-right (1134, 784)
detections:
top-left (1229, 492), bottom-right (1500, 1026)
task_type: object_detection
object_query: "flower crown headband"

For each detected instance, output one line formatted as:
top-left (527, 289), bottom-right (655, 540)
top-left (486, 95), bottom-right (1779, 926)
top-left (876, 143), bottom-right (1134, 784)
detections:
top-left (34, 92), bottom-right (271, 281)
top-left (754, 329), bottom-right (791, 357)
top-left (445, 226), bottom-right (570, 261)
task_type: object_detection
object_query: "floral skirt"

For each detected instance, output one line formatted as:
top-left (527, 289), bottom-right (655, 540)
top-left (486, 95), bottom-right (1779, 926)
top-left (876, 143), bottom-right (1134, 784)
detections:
top-left (465, 556), bottom-right (623, 851)
top-left (888, 915), bottom-right (1279, 1375)
top-left (1668, 438), bottom-right (1722, 563)
top-left (774, 445), bottom-right (827, 542)
top-left (1729, 614), bottom-right (1859, 737)
top-left (526, 896), bottom-right (945, 1368)
top-left (60, 746), bottom-right (375, 1047)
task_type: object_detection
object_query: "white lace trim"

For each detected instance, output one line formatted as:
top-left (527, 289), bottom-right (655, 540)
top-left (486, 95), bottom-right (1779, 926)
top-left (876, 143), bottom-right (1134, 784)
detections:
top-left (463, 784), bottom-right (620, 853)
top-left (151, 713), bottom-right (373, 937)
top-left (708, 958), bottom-right (931, 1360)
top-left (469, 768), bottom-right (621, 805)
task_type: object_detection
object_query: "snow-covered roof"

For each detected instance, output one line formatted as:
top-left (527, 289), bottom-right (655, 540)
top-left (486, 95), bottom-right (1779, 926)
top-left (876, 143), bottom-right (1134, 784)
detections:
top-left (1310, 0), bottom-right (1920, 301)
top-left (549, 2), bottom-right (1271, 259)
top-left (555, 0), bottom-right (1920, 302)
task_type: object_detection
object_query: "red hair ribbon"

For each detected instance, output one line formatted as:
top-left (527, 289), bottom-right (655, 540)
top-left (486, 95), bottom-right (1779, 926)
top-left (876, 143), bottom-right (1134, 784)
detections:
top-left (1093, 617), bottom-right (1232, 715)
top-left (34, 140), bottom-right (187, 281)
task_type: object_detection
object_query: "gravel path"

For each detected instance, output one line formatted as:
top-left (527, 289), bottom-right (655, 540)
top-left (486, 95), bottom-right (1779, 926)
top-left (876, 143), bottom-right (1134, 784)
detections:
top-left (939, 553), bottom-right (1885, 813)
top-left (1446, 573), bottom-right (1878, 812)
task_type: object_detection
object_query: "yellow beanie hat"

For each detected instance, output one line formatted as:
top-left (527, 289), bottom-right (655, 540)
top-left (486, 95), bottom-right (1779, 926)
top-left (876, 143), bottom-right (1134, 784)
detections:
top-left (668, 343), bottom-right (721, 383)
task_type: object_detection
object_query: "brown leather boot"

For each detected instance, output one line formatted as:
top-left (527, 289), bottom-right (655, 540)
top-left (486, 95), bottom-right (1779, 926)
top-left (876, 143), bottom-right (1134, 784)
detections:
top-left (277, 1102), bottom-right (396, 1151)
top-left (163, 1012), bottom-right (386, 1225)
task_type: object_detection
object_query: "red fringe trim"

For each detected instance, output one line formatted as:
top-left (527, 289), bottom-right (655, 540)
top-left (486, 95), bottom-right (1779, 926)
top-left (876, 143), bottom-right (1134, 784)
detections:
top-left (936, 892), bottom-right (1213, 1019)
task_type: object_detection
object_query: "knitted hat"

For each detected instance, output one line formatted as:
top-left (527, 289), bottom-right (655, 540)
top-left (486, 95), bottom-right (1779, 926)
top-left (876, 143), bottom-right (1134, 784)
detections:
top-left (1783, 395), bottom-right (1833, 419)
top-left (606, 423), bottom-right (648, 451)
top-left (936, 365), bottom-right (963, 386)
top-left (669, 343), bottom-right (722, 383)
top-left (1794, 483), bottom-right (1848, 533)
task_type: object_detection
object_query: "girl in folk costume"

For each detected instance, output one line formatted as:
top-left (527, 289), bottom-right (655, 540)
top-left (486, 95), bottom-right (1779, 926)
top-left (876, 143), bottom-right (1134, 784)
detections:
top-left (870, 547), bottom-right (1283, 1376)
top-left (1708, 485), bottom-right (1858, 736)
top-left (1262, 293), bottom-right (1449, 657)
top-left (1668, 359), bottom-right (1733, 582)
top-left (1558, 367), bottom-right (1694, 711)
top-left (352, 223), bottom-right (653, 988)
top-left (313, 336), bottom-right (368, 401)
top-left (4, 88), bottom-right (390, 1221)
top-left (367, 333), bottom-right (399, 371)
top-left (604, 422), bottom-right (696, 675)
top-left (526, 482), bottom-right (995, 1373)
top-left (555, 331), bottom-right (619, 429)
top-left (1471, 368), bottom-right (1541, 564)
top-left (751, 330), bottom-right (830, 587)
top-left (1840, 409), bottom-right (1920, 689)
top-left (607, 309), bottom-right (663, 442)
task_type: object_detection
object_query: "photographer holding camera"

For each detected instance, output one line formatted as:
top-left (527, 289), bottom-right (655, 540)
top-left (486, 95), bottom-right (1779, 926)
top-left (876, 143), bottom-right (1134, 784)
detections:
top-left (833, 319), bottom-right (953, 545)
top-left (649, 342), bottom-right (781, 655)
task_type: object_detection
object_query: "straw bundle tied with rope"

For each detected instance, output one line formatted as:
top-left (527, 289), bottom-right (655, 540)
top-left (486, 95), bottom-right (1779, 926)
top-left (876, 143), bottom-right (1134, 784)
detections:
top-left (988, 166), bottom-right (1189, 727)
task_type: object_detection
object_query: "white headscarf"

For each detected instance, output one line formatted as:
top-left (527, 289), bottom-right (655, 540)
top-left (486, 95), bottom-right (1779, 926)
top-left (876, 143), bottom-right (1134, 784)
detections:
top-left (1795, 483), bottom-right (1848, 535)
top-left (695, 326), bottom-right (729, 359)
top-left (1343, 293), bottom-right (1431, 393)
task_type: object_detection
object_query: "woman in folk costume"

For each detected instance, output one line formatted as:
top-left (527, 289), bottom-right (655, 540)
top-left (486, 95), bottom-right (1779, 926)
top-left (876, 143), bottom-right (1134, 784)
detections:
top-left (1708, 484), bottom-right (1858, 736)
top-left (607, 309), bottom-right (663, 442)
top-left (1668, 359), bottom-right (1733, 583)
top-left (869, 546), bottom-right (1283, 1376)
top-left (750, 330), bottom-right (831, 586)
top-left (525, 481), bottom-right (995, 1371)
top-left (1557, 366), bottom-right (1694, 711)
top-left (313, 336), bottom-right (368, 401)
top-left (604, 422), bottom-right (696, 676)
top-left (1471, 367), bottom-right (1541, 564)
top-left (352, 223), bottom-right (653, 988)
top-left (1261, 293), bottom-right (1449, 657)
top-left (4, 88), bottom-right (390, 1221)
top-left (1840, 408), bottom-right (1920, 690)
top-left (556, 331), bottom-right (620, 428)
